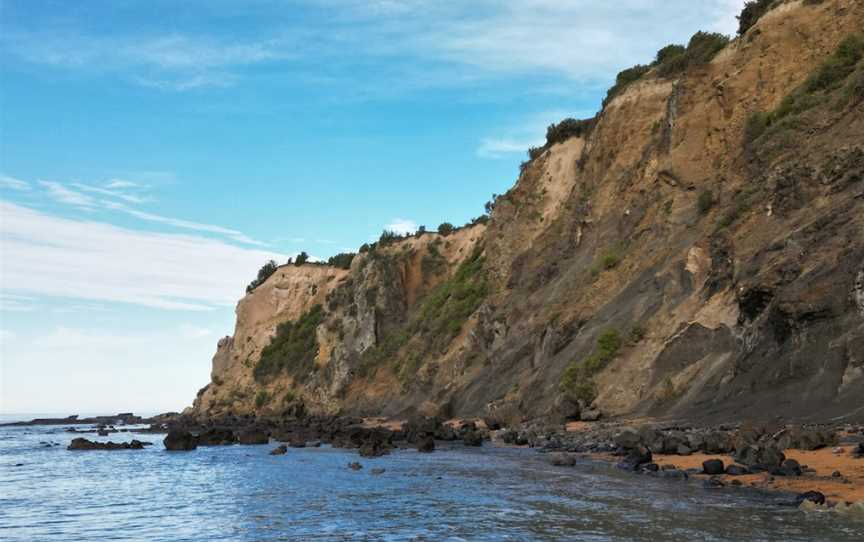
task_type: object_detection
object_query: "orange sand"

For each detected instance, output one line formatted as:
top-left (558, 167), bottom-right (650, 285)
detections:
top-left (595, 446), bottom-right (864, 503)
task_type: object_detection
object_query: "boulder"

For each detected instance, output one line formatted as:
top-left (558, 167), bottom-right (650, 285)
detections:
top-left (618, 445), bottom-right (652, 471)
top-left (463, 430), bottom-right (483, 447)
top-left (347, 462), bottom-right (363, 470)
top-left (659, 469), bottom-right (688, 480)
top-left (725, 464), bottom-right (750, 476)
top-left (795, 491), bottom-right (826, 506)
top-left (237, 429), bottom-right (269, 445)
top-left (198, 427), bottom-right (236, 446)
top-left (580, 409), bottom-right (601, 422)
top-left (269, 445), bottom-right (288, 455)
top-left (703, 477), bottom-right (725, 488)
top-left (288, 437), bottom-right (307, 448)
top-left (370, 468), bottom-right (386, 475)
top-left (702, 459), bottom-right (725, 475)
top-left (417, 436), bottom-right (435, 453)
top-left (549, 452), bottom-right (577, 467)
top-left (163, 430), bottom-right (198, 451)
top-left (733, 444), bottom-right (785, 470)
top-left (405, 416), bottom-right (440, 443)
top-left (359, 440), bottom-right (390, 458)
top-left (676, 444), bottom-right (693, 456)
top-left (614, 429), bottom-right (642, 450)
top-left (68, 438), bottom-right (146, 451)
top-left (773, 458), bottom-right (802, 476)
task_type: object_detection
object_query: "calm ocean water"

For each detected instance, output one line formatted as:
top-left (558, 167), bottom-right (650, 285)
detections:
top-left (1, 421), bottom-right (862, 541)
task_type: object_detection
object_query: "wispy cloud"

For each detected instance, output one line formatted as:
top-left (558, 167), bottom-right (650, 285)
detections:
top-left (105, 179), bottom-right (141, 189)
top-left (0, 200), bottom-right (286, 311)
top-left (71, 182), bottom-right (152, 204)
top-left (100, 200), bottom-right (265, 246)
top-left (1, 2), bottom-right (745, 93)
top-left (385, 218), bottom-right (418, 235)
top-left (0, 175), bottom-right (31, 191)
top-left (38, 180), bottom-right (96, 208)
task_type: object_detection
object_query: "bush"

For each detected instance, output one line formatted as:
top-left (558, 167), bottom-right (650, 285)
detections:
top-left (254, 390), bottom-right (270, 408)
top-left (697, 190), bottom-right (715, 214)
top-left (628, 325), bottom-right (646, 344)
top-left (545, 117), bottom-right (595, 146)
top-left (655, 44), bottom-right (686, 65)
top-left (294, 251), bottom-right (309, 266)
top-left (560, 329), bottom-right (622, 403)
top-left (746, 34), bottom-right (864, 144)
top-left (327, 252), bottom-right (355, 270)
top-left (657, 32), bottom-right (730, 78)
top-left (737, 0), bottom-right (775, 36)
top-left (527, 146), bottom-right (544, 161)
top-left (247, 260), bottom-right (279, 293)
top-left (437, 222), bottom-right (455, 236)
top-left (254, 305), bottom-right (325, 382)
top-left (603, 64), bottom-right (651, 107)
top-left (803, 34), bottom-right (864, 93)
top-left (378, 230), bottom-right (401, 246)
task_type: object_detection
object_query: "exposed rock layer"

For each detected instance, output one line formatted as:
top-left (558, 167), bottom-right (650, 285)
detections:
top-left (191, 0), bottom-right (864, 425)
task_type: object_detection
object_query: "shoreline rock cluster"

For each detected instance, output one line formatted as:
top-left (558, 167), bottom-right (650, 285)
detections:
top-left (156, 414), bottom-right (489, 455)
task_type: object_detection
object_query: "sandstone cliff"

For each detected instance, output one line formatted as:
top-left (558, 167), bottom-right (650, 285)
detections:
top-left (192, 0), bottom-right (864, 425)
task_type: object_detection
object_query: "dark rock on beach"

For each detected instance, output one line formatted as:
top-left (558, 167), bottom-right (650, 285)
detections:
top-left (733, 443), bottom-right (785, 471)
top-left (237, 429), bottom-right (269, 445)
top-left (795, 491), bottom-right (826, 506)
top-left (269, 445), bottom-right (288, 455)
top-left (702, 459), bottom-right (725, 475)
top-left (463, 429), bottom-right (483, 447)
top-left (198, 427), bottom-right (236, 446)
top-left (67, 437), bottom-right (147, 451)
top-left (549, 452), bottom-right (577, 467)
top-left (417, 436), bottom-right (435, 453)
top-left (163, 430), bottom-right (199, 451)
top-left (725, 464), bottom-right (750, 476)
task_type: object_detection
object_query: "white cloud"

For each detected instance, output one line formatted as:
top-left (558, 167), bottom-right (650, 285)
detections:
top-left (71, 182), bottom-right (152, 204)
top-left (105, 179), bottom-right (140, 189)
top-left (0, 293), bottom-right (36, 312)
top-left (385, 218), bottom-right (418, 235)
top-left (38, 180), bottom-right (95, 208)
top-left (0, 200), bottom-right (286, 310)
top-left (100, 200), bottom-right (265, 246)
top-left (179, 324), bottom-right (214, 340)
top-left (2, 2), bottom-right (746, 93)
top-left (0, 329), bottom-right (15, 342)
top-left (0, 175), bottom-right (31, 191)
top-left (477, 137), bottom-right (540, 159)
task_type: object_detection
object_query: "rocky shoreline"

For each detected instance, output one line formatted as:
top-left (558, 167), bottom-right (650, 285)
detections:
top-left (16, 411), bottom-right (862, 516)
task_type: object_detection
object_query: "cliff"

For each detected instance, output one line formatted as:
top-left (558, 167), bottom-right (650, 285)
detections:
top-left (192, 0), bottom-right (864, 425)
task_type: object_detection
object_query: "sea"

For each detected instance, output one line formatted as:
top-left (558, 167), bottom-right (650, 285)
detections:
top-left (1, 415), bottom-right (862, 541)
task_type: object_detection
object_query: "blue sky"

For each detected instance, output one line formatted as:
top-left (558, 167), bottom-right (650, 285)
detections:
top-left (0, 0), bottom-right (745, 414)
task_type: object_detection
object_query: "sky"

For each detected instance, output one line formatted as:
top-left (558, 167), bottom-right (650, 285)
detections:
top-left (0, 0), bottom-right (746, 415)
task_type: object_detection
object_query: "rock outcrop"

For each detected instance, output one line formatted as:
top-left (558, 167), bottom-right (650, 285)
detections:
top-left (190, 0), bottom-right (864, 426)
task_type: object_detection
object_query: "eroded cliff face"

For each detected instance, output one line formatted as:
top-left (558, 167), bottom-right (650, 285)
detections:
top-left (192, 0), bottom-right (864, 424)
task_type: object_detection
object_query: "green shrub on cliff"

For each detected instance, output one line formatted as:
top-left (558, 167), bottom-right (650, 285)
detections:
top-left (736, 0), bottom-right (775, 36)
top-left (327, 252), bottom-right (355, 270)
top-left (247, 260), bottom-right (279, 293)
top-left (560, 329), bottom-right (622, 403)
top-left (746, 34), bottom-right (864, 147)
top-left (254, 304), bottom-right (325, 382)
top-left (656, 32), bottom-right (729, 78)
top-left (254, 390), bottom-right (270, 408)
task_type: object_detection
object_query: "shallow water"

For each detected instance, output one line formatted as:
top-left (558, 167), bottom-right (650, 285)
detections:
top-left (1, 423), bottom-right (862, 541)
